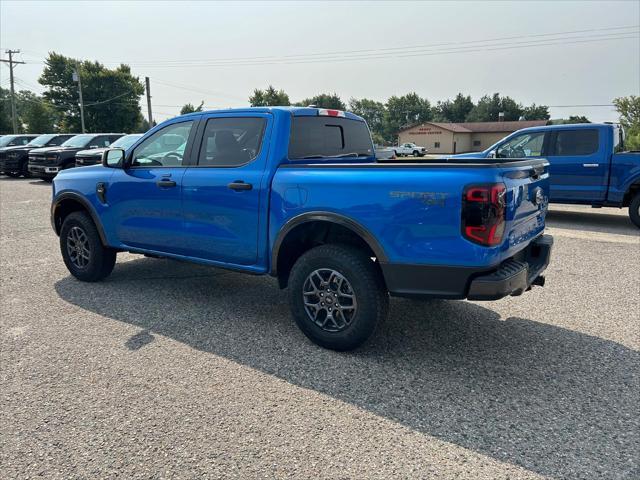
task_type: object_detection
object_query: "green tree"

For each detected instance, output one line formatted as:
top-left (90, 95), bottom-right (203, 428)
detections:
top-left (349, 98), bottom-right (386, 140)
top-left (522, 103), bottom-right (550, 120)
top-left (39, 52), bottom-right (144, 133)
top-left (551, 115), bottom-right (590, 125)
top-left (297, 93), bottom-right (345, 110)
top-left (614, 96), bottom-right (640, 150)
top-left (384, 92), bottom-right (432, 141)
top-left (466, 93), bottom-right (523, 122)
top-left (17, 90), bottom-right (59, 133)
top-left (434, 93), bottom-right (474, 122)
top-left (249, 85), bottom-right (290, 106)
top-left (180, 101), bottom-right (204, 115)
top-left (0, 87), bottom-right (13, 134)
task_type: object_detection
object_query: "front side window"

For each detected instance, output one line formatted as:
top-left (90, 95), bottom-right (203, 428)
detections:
top-left (552, 129), bottom-right (599, 156)
top-left (497, 132), bottom-right (545, 158)
top-left (198, 117), bottom-right (266, 167)
top-left (289, 117), bottom-right (373, 159)
top-left (131, 121), bottom-right (194, 167)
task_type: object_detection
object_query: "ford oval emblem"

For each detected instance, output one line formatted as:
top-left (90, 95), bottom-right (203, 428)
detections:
top-left (534, 187), bottom-right (544, 206)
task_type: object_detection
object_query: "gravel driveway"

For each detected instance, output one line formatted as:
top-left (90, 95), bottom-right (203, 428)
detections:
top-left (1, 177), bottom-right (638, 479)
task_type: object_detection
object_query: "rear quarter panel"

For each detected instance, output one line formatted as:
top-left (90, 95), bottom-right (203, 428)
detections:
top-left (608, 152), bottom-right (640, 204)
top-left (270, 162), bottom-right (549, 269)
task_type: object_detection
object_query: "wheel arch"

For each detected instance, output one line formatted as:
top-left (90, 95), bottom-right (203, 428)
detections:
top-left (51, 192), bottom-right (108, 245)
top-left (623, 178), bottom-right (640, 207)
top-left (271, 212), bottom-right (388, 288)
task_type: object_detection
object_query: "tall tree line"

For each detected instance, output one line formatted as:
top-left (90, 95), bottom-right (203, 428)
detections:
top-left (249, 86), bottom-right (553, 143)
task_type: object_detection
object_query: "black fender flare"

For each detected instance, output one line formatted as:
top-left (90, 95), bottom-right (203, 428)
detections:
top-left (51, 192), bottom-right (108, 245)
top-left (271, 211), bottom-right (388, 276)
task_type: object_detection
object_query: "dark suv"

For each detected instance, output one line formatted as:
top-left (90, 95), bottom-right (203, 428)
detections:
top-left (29, 133), bottom-right (124, 180)
top-left (1, 134), bottom-right (76, 177)
top-left (0, 135), bottom-right (40, 174)
top-left (75, 134), bottom-right (143, 166)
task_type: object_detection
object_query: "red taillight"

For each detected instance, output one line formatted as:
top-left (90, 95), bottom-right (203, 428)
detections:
top-left (462, 183), bottom-right (506, 246)
top-left (318, 108), bottom-right (345, 117)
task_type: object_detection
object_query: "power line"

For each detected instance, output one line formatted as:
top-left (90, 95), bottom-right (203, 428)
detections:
top-left (96, 24), bottom-right (640, 66)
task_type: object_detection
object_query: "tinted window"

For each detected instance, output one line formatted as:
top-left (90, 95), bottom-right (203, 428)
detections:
top-left (198, 117), bottom-right (266, 167)
top-left (552, 129), bottom-right (599, 156)
top-left (50, 135), bottom-right (74, 146)
top-left (132, 121), bottom-right (194, 167)
top-left (497, 132), bottom-right (545, 158)
top-left (88, 136), bottom-right (114, 148)
top-left (288, 117), bottom-right (373, 159)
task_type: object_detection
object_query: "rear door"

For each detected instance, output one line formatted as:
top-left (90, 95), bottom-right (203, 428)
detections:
top-left (546, 128), bottom-right (605, 202)
top-left (106, 119), bottom-right (198, 253)
top-left (180, 113), bottom-right (272, 265)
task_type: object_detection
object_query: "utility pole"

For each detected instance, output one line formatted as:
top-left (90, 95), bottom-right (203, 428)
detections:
top-left (145, 76), bottom-right (153, 129)
top-left (73, 62), bottom-right (86, 133)
top-left (1, 50), bottom-right (26, 133)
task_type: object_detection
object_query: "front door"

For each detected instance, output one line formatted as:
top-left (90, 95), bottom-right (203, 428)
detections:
top-left (181, 113), bottom-right (272, 265)
top-left (106, 119), bottom-right (198, 253)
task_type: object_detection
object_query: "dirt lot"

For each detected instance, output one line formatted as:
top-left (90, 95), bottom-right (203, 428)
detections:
top-left (1, 176), bottom-right (638, 479)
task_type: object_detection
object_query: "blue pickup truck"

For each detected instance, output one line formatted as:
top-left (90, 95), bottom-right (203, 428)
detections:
top-left (51, 107), bottom-right (553, 350)
top-left (454, 123), bottom-right (640, 228)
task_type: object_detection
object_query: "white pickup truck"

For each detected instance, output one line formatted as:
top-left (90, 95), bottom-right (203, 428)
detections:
top-left (393, 142), bottom-right (427, 157)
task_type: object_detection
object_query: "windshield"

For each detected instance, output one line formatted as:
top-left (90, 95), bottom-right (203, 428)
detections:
top-left (27, 134), bottom-right (57, 147)
top-left (0, 136), bottom-right (18, 147)
top-left (111, 134), bottom-right (142, 149)
top-left (61, 135), bottom-right (94, 148)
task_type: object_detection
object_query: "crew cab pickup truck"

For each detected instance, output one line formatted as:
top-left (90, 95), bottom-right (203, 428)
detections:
top-left (0, 134), bottom-right (39, 174)
top-left (453, 123), bottom-right (640, 228)
top-left (394, 142), bottom-right (427, 157)
top-left (29, 133), bottom-right (124, 180)
top-left (51, 107), bottom-right (553, 350)
top-left (0, 134), bottom-right (76, 177)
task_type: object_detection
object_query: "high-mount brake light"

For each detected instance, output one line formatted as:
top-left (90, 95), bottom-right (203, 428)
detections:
top-left (318, 109), bottom-right (345, 117)
top-left (462, 183), bottom-right (507, 247)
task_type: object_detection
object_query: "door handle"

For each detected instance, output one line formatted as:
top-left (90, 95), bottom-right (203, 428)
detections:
top-left (156, 179), bottom-right (177, 188)
top-left (583, 163), bottom-right (599, 168)
top-left (228, 181), bottom-right (253, 191)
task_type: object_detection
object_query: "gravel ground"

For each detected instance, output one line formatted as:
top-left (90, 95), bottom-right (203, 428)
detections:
top-left (1, 177), bottom-right (639, 479)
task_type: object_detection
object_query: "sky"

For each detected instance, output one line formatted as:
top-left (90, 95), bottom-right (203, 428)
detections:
top-left (1, 0), bottom-right (639, 123)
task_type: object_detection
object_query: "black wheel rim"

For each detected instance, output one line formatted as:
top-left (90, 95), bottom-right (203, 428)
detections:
top-left (302, 268), bottom-right (358, 333)
top-left (66, 226), bottom-right (91, 269)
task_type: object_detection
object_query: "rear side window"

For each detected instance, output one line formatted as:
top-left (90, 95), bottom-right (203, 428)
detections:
top-left (198, 117), bottom-right (266, 167)
top-left (552, 129), bottom-right (599, 156)
top-left (288, 117), bottom-right (373, 159)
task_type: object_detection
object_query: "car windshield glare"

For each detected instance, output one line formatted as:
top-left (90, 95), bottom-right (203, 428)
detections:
top-left (0, 136), bottom-right (18, 147)
top-left (110, 134), bottom-right (142, 149)
top-left (27, 134), bottom-right (57, 147)
top-left (61, 135), bottom-right (94, 148)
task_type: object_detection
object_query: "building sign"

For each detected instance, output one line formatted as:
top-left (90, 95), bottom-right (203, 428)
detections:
top-left (408, 126), bottom-right (443, 135)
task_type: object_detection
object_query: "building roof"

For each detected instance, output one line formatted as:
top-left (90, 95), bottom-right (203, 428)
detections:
top-left (400, 120), bottom-right (548, 134)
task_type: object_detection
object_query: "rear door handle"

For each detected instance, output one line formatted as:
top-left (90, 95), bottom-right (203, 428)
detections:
top-left (156, 179), bottom-right (177, 188)
top-left (228, 181), bottom-right (253, 191)
top-left (583, 163), bottom-right (599, 168)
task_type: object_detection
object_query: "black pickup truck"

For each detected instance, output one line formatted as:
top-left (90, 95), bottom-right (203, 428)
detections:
top-left (29, 133), bottom-right (123, 180)
top-left (1, 134), bottom-right (76, 177)
top-left (0, 135), bottom-right (40, 174)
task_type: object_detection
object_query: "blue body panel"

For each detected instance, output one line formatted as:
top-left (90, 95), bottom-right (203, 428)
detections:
top-left (53, 107), bottom-right (550, 277)
top-left (453, 123), bottom-right (640, 207)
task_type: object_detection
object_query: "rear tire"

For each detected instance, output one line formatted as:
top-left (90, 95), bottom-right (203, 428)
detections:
top-left (629, 193), bottom-right (640, 229)
top-left (288, 244), bottom-right (389, 351)
top-left (60, 211), bottom-right (116, 282)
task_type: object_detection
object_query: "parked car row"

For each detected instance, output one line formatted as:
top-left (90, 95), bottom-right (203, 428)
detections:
top-left (0, 133), bottom-right (142, 181)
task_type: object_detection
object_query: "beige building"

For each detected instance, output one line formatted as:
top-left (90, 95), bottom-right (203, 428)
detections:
top-left (397, 120), bottom-right (548, 155)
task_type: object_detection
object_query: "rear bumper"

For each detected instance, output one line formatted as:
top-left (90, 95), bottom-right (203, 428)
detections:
top-left (381, 234), bottom-right (553, 300)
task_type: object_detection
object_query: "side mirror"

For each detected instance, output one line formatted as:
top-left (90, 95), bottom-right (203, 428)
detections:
top-left (102, 148), bottom-right (125, 168)
top-left (488, 150), bottom-right (496, 159)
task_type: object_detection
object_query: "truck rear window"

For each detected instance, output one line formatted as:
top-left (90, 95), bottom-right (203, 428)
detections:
top-left (288, 117), bottom-right (373, 159)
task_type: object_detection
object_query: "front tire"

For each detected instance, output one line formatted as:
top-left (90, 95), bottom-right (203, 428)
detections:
top-left (60, 211), bottom-right (116, 282)
top-left (288, 244), bottom-right (389, 351)
top-left (629, 193), bottom-right (640, 229)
